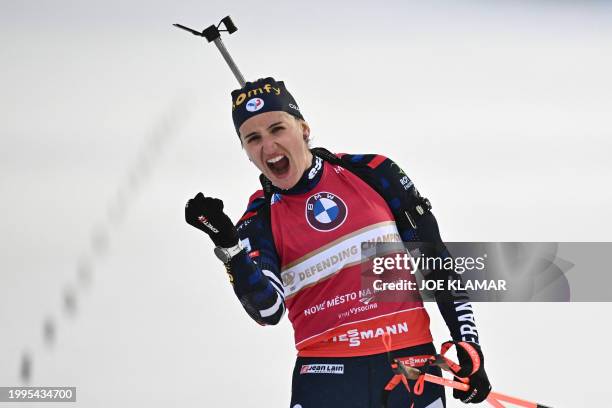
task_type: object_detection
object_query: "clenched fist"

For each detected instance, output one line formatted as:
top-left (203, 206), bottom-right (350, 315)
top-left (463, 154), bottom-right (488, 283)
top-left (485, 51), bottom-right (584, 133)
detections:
top-left (185, 193), bottom-right (238, 248)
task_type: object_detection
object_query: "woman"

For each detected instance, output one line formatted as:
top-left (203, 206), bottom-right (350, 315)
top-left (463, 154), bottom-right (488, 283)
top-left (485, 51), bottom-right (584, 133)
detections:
top-left (185, 77), bottom-right (491, 407)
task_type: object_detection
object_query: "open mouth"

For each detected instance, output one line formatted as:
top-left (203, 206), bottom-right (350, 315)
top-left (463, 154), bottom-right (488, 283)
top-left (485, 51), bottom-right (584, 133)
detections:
top-left (266, 155), bottom-right (290, 177)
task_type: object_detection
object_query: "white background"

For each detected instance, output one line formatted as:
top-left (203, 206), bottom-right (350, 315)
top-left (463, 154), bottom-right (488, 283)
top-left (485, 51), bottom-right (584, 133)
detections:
top-left (1, 0), bottom-right (611, 407)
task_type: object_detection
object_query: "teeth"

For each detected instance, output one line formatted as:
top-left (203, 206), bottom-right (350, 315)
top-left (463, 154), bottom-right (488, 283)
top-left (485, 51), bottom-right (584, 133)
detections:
top-left (267, 155), bottom-right (285, 164)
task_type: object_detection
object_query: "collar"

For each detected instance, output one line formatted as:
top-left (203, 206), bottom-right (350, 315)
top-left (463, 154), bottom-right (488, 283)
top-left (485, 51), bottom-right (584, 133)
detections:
top-left (269, 153), bottom-right (324, 195)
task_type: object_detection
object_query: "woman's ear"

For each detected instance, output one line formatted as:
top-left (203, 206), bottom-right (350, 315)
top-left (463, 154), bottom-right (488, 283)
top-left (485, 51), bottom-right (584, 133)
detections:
top-left (301, 121), bottom-right (311, 141)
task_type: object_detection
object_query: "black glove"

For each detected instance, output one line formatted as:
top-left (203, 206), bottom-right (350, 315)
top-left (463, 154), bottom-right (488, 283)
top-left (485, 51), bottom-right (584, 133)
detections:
top-left (185, 193), bottom-right (238, 248)
top-left (450, 341), bottom-right (492, 404)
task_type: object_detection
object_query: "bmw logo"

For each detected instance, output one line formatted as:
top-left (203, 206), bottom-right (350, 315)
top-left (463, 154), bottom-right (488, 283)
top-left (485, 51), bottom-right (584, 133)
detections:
top-left (305, 192), bottom-right (348, 232)
top-left (246, 97), bottom-right (264, 112)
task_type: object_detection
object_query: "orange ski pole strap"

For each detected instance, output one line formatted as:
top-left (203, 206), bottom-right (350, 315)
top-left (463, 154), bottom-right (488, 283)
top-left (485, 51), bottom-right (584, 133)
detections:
top-left (380, 333), bottom-right (412, 408)
top-left (419, 372), bottom-right (469, 392)
top-left (438, 340), bottom-right (492, 403)
top-left (382, 333), bottom-right (410, 392)
top-left (439, 340), bottom-right (480, 377)
top-left (380, 332), bottom-right (439, 408)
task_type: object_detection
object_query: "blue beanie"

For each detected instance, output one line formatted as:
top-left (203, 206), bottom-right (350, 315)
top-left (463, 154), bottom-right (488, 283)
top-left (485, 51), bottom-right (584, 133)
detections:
top-left (231, 77), bottom-right (304, 135)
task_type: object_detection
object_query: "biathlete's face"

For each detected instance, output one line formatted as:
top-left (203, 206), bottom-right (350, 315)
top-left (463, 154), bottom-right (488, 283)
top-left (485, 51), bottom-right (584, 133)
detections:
top-left (239, 111), bottom-right (312, 190)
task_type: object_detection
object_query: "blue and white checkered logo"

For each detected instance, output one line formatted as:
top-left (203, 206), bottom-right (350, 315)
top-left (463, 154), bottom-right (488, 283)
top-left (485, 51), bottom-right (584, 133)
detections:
top-left (305, 192), bottom-right (348, 231)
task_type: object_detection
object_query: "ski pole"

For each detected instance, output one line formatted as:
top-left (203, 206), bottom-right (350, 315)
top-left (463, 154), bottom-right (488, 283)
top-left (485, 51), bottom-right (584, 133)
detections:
top-left (173, 16), bottom-right (246, 87)
top-left (487, 391), bottom-right (552, 408)
top-left (486, 397), bottom-right (506, 408)
top-left (432, 350), bottom-right (553, 407)
top-left (397, 361), bottom-right (552, 408)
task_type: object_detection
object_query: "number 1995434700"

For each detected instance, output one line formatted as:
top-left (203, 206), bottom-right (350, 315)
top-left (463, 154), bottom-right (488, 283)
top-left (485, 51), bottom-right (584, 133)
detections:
top-left (0, 387), bottom-right (76, 402)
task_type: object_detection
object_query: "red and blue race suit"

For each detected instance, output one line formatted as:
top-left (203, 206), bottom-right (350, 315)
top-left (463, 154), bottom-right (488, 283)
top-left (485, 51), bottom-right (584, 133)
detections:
top-left (227, 153), bottom-right (480, 357)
